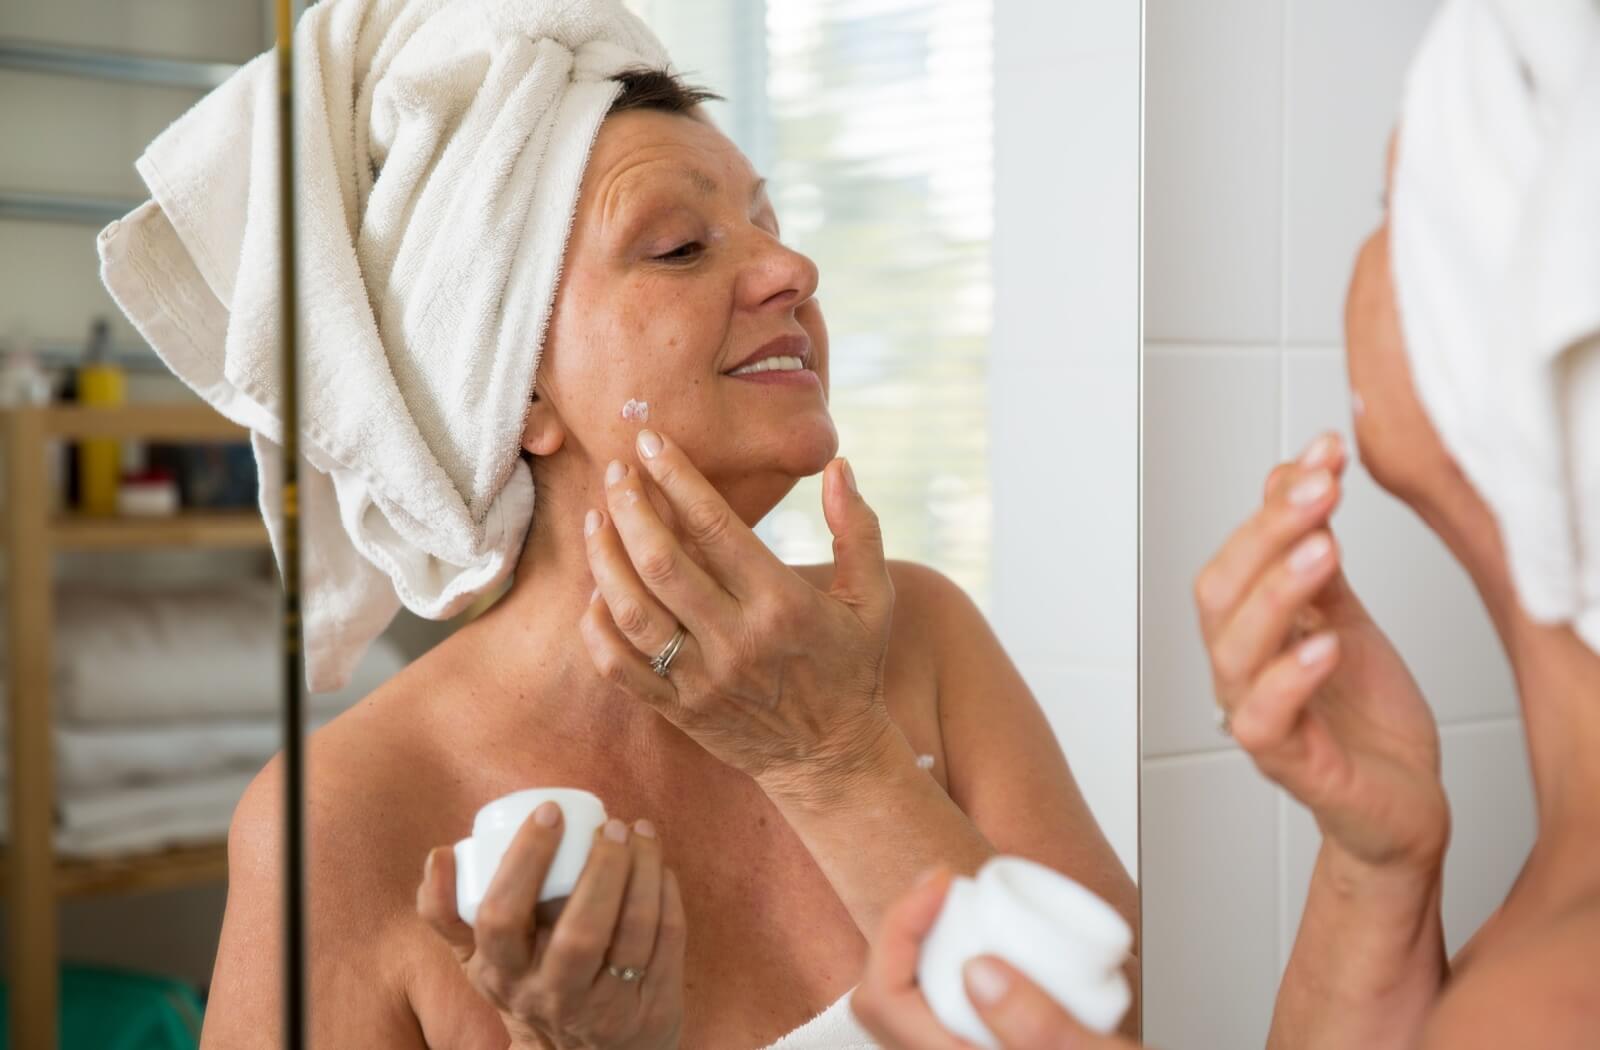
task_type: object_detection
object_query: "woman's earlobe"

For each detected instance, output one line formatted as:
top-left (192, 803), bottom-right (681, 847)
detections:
top-left (522, 395), bottom-right (567, 456)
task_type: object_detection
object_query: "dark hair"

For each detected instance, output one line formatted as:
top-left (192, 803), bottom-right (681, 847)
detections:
top-left (607, 67), bottom-right (722, 115)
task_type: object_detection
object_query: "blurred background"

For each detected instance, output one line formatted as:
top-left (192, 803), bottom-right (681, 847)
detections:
top-left (0, 0), bottom-right (1138, 1045)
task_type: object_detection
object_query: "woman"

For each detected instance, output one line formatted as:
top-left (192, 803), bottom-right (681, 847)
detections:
top-left (853, 1), bottom-right (1600, 1046)
top-left (176, 12), bottom-right (1135, 1050)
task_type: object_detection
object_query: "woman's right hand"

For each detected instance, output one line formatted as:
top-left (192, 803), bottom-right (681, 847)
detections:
top-left (417, 804), bottom-right (687, 1050)
top-left (1193, 431), bottom-right (1449, 876)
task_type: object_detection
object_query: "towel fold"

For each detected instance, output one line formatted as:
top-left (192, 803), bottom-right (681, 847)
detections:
top-left (0, 772), bottom-right (252, 859)
top-left (96, 0), bottom-right (671, 692)
top-left (2, 583), bottom-right (406, 724)
top-left (1391, 0), bottom-right (1600, 650)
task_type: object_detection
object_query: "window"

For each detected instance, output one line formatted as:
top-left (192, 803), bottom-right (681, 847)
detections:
top-left (625, 0), bottom-right (994, 603)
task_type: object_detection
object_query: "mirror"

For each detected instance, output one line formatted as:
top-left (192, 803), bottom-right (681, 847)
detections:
top-left (1, 0), bottom-right (1142, 1046)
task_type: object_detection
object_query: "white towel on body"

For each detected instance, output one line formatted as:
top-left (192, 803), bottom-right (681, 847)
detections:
top-left (761, 994), bottom-right (880, 1050)
top-left (1391, 0), bottom-right (1600, 650)
top-left (96, 0), bottom-right (671, 690)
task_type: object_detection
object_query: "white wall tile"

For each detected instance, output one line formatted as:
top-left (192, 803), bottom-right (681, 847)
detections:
top-left (1145, 0), bottom-right (1284, 344)
top-left (1142, 347), bottom-right (1282, 756)
top-left (1283, 0), bottom-right (1440, 343)
top-left (1436, 721), bottom-right (1537, 954)
top-left (1282, 351), bottom-right (1516, 723)
top-left (1023, 662), bottom-right (1139, 877)
top-left (1143, 752), bottom-right (1281, 1049)
top-left (992, 357), bottom-right (1136, 672)
top-left (994, 59), bottom-right (1139, 369)
top-left (1279, 720), bottom-right (1534, 964)
top-left (996, 0), bottom-right (1139, 71)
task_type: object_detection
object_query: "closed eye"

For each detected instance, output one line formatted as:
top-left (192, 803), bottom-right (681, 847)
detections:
top-left (655, 242), bottom-right (704, 262)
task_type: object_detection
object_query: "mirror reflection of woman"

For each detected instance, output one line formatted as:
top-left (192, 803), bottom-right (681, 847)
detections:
top-left (855, 1), bottom-right (1600, 1046)
top-left (119, 4), bottom-right (1139, 1049)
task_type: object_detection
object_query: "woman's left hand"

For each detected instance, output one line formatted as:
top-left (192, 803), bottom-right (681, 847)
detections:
top-left (852, 868), bottom-right (1142, 1050)
top-left (579, 429), bottom-right (896, 803)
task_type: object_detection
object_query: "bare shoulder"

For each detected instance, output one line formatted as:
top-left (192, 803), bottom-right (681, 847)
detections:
top-left (202, 668), bottom-right (453, 1048)
top-left (1422, 897), bottom-right (1600, 1049)
top-left (793, 557), bottom-right (983, 650)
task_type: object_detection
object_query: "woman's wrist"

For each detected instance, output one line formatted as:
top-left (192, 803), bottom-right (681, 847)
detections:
top-left (754, 707), bottom-right (904, 814)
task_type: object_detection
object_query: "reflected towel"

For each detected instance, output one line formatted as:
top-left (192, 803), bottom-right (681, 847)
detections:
top-left (1391, 0), bottom-right (1600, 650)
top-left (97, 0), bottom-right (671, 691)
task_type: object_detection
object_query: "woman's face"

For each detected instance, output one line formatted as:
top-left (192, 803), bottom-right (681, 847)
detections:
top-left (1343, 133), bottom-right (1463, 512)
top-left (532, 107), bottom-right (835, 523)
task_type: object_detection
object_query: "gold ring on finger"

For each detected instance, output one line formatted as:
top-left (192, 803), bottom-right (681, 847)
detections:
top-left (606, 964), bottom-right (646, 983)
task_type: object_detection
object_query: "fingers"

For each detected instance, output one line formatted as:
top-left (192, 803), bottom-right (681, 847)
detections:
top-left (1209, 529), bottom-right (1342, 698)
top-left (628, 430), bottom-right (771, 598)
top-left (1194, 432), bottom-right (1346, 641)
top-left (822, 458), bottom-right (893, 625)
top-left (852, 868), bottom-right (973, 1050)
top-left (474, 801), bottom-right (565, 972)
top-left (540, 820), bottom-right (635, 995)
top-left (585, 507), bottom-right (682, 655)
top-left (644, 868), bottom-right (688, 992)
top-left (578, 594), bottom-right (681, 715)
top-left (601, 454), bottom-right (742, 635)
top-left (417, 846), bottom-right (476, 965)
top-left (601, 820), bottom-right (664, 976)
top-left (1227, 632), bottom-right (1342, 754)
top-left (863, 867), bottom-right (954, 995)
top-left (964, 957), bottom-right (1134, 1050)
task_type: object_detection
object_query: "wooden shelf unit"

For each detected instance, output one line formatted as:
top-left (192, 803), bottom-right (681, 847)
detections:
top-left (2, 403), bottom-right (266, 1048)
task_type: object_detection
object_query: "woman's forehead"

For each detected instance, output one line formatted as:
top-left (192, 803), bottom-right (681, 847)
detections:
top-left (585, 111), bottom-right (760, 214)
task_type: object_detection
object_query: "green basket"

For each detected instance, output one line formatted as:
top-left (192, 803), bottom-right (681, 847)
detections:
top-left (0, 964), bottom-right (204, 1050)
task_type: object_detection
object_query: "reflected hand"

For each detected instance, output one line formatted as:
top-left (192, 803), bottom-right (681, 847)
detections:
top-left (1194, 432), bottom-right (1448, 875)
top-left (852, 868), bottom-right (1141, 1050)
top-left (578, 429), bottom-right (896, 805)
top-left (417, 805), bottom-right (687, 1050)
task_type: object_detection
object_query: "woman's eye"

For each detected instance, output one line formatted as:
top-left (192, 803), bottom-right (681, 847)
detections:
top-left (654, 241), bottom-right (704, 262)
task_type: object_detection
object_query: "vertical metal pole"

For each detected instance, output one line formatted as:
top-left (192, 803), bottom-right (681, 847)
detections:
top-left (273, 2), bottom-right (307, 1048)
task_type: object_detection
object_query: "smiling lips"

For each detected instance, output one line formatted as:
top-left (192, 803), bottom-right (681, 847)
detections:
top-left (724, 334), bottom-right (814, 382)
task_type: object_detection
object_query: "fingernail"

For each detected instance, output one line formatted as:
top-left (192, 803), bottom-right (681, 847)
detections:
top-left (1298, 632), bottom-right (1338, 666)
top-left (634, 819), bottom-right (657, 839)
top-left (1289, 471), bottom-right (1332, 506)
top-left (841, 458), bottom-right (858, 494)
top-left (1299, 433), bottom-right (1333, 467)
top-left (1290, 533), bottom-right (1332, 574)
top-left (606, 460), bottom-right (626, 487)
top-left (535, 801), bottom-right (561, 827)
top-left (637, 429), bottom-right (663, 459)
top-left (423, 849), bottom-right (436, 880)
top-left (584, 509), bottom-right (601, 536)
top-left (913, 865), bottom-right (941, 889)
top-left (604, 818), bottom-right (629, 843)
top-left (964, 958), bottom-right (1010, 1005)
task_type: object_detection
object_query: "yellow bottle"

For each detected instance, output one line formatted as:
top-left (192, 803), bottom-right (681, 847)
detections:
top-left (77, 320), bottom-right (125, 517)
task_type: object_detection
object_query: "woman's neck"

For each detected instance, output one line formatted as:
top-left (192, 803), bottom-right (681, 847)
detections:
top-left (1423, 488), bottom-right (1600, 847)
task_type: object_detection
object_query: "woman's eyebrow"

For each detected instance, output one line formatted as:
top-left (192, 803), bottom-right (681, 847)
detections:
top-left (683, 169), bottom-right (769, 205)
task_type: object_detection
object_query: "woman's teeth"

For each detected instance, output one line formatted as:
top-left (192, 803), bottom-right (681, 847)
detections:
top-left (729, 355), bottom-right (806, 377)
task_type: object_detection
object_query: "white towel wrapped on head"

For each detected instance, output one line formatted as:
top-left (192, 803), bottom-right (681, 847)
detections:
top-left (1390, 0), bottom-right (1600, 650)
top-left (96, 0), bottom-right (672, 690)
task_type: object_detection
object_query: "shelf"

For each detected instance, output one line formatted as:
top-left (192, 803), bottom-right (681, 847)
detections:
top-left (29, 403), bottom-right (249, 441)
top-left (0, 190), bottom-right (139, 227)
top-left (0, 38), bottom-right (238, 90)
top-left (0, 842), bottom-right (229, 899)
top-left (50, 510), bottom-right (267, 550)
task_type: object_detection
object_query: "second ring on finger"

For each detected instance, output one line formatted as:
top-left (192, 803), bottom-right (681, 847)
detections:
top-left (586, 509), bottom-right (684, 660)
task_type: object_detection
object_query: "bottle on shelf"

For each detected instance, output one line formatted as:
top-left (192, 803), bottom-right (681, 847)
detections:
top-left (75, 318), bottom-right (126, 517)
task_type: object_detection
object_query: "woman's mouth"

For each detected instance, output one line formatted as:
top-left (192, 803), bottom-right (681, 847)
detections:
top-left (729, 354), bottom-right (806, 377)
top-left (722, 335), bottom-right (821, 388)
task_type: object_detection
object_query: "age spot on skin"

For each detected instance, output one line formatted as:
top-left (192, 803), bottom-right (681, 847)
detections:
top-left (621, 398), bottom-right (650, 423)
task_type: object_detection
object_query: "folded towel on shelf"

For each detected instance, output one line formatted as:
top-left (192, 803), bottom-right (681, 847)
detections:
top-left (0, 716), bottom-right (332, 794)
top-left (0, 771), bottom-right (252, 859)
top-left (1, 583), bottom-right (408, 724)
top-left (96, 0), bottom-right (673, 692)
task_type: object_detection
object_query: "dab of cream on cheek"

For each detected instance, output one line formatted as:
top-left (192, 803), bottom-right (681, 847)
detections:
top-left (621, 398), bottom-right (650, 422)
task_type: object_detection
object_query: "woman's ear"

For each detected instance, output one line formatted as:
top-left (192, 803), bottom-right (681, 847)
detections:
top-left (521, 392), bottom-right (567, 457)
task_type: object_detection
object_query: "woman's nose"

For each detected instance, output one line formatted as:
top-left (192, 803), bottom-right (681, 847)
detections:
top-left (741, 234), bottom-right (820, 312)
